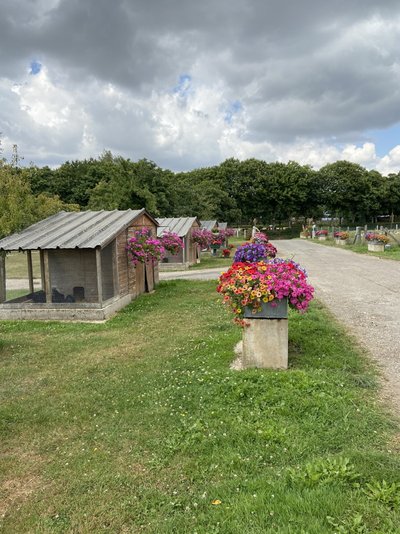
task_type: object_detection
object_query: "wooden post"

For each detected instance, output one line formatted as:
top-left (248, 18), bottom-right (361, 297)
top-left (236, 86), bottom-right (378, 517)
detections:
top-left (96, 247), bottom-right (103, 305)
top-left (0, 253), bottom-right (6, 303)
top-left (183, 236), bottom-right (187, 265)
top-left (112, 240), bottom-right (119, 298)
top-left (43, 250), bottom-right (52, 303)
top-left (27, 251), bottom-right (34, 294)
top-left (39, 250), bottom-right (46, 291)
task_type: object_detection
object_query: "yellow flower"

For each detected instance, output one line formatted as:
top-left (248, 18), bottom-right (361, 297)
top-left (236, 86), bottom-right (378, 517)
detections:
top-left (211, 499), bottom-right (222, 505)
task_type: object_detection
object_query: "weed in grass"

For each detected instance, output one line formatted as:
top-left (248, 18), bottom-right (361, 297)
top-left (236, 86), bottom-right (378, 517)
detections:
top-left (288, 457), bottom-right (360, 488)
top-left (327, 513), bottom-right (368, 533)
top-left (363, 479), bottom-right (400, 508)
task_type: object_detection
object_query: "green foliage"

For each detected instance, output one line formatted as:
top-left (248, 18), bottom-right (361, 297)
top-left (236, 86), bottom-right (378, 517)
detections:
top-left (363, 480), bottom-right (400, 507)
top-left (327, 513), bottom-right (368, 533)
top-left (0, 163), bottom-right (79, 238)
top-left (288, 457), bottom-right (360, 487)
top-left (7, 149), bottom-right (400, 226)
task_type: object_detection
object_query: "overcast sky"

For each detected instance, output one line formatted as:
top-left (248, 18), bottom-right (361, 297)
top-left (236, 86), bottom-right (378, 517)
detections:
top-left (2, 0), bottom-right (400, 174)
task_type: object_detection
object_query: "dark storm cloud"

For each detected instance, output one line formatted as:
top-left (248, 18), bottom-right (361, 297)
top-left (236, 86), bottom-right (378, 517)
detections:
top-left (2, 0), bottom-right (400, 168)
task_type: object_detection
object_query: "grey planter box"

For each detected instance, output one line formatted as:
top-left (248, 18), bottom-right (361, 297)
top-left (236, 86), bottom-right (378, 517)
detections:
top-left (244, 297), bottom-right (288, 319)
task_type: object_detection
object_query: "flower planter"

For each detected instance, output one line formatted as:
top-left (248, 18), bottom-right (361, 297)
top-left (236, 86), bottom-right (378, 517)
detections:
top-left (318, 236), bottom-right (327, 241)
top-left (244, 298), bottom-right (288, 319)
top-left (335, 238), bottom-right (347, 246)
top-left (211, 244), bottom-right (221, 256)
top-left (368, 241), bottom-right (385, 252)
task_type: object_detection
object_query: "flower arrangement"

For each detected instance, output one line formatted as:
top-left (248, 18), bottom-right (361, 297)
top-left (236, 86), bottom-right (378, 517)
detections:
top-left (126, 228), bottom-right (164, 265)
top-left (222, 248), bottom-right (231, 257)
top-left (316, 229), bottom-right (328, 236)
top-left (334, 231), bottom-right (349, 240)
top-left (234, 243), bottom-right (268, 263)
top-left (159, 231), bottom-right (184, 255)
top-left (224, 228), bottom-right (236, 238)
top-left (217, 260), bottom-right (314, 325)
top-left (264, 242), bottom-right (277, 258)
top-left (251, 231), bottom-right (269, 244)
top-left (365, 232), bottom-right (390, 244)
top-left (234, 241), bottom-right (277, 262)
top-left (211, 229), bottom-right (226, 246)
top-left (192, 228), bottom-right (213, 248)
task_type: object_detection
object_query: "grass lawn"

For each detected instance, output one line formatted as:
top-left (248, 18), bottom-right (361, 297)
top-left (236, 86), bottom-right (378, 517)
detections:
top-left (311, 238), bottom-right (400, 261)
top-left (1, 281), bottom-right (400, 533)
top-left (5, 252), bottom-right (41, 279)
top-left (5, 289), bottom-right (29, 301)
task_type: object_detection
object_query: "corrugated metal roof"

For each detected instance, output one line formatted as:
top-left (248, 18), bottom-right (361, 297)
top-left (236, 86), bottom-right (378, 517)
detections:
top-left (218, 222), bottom-right (228, 230)
top-left (200, 220), bottom-right (217, 231)
top-left (156, 217), bottom-right (198, 237)
top-left (0, 209), bottom-right (154, 251)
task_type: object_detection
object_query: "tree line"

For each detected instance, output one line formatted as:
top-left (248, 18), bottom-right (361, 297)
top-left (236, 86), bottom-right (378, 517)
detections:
top-left (1, 150), bottom-right (400, 238)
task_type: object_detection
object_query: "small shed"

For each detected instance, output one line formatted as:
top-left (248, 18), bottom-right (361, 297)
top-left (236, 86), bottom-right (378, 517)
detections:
top-left (157, 217), bottom-right (200, 270)
top-left (0, 209), bottom-right (159, 321)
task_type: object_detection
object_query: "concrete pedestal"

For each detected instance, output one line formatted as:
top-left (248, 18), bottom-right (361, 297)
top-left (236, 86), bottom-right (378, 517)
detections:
top-left (335, 239), bottom-right (347, 246)
top-left (242, 318), bottom-right (288, 369)
top-left (318, 236), bottom-right (327, 241)
top-left (368, 242), bottom-right (384, 252)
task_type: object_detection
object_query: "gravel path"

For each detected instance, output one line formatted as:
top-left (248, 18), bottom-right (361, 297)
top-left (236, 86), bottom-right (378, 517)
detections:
top-left (276, 239), bottom-right (400, 414)
top-left (163, 242), bottom-right (400, 414)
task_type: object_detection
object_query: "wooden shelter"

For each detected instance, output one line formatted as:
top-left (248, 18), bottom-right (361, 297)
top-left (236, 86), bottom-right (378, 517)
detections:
top-left (0, 209), bottom-right (159, 321)
top-left (157, 217), bottom-right (200, 269)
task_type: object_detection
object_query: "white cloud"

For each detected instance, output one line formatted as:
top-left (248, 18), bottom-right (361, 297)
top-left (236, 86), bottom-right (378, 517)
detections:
top-left (2, 0), bottom-right (400, 175)
top-left (376, 145), bottom-right (400, 175)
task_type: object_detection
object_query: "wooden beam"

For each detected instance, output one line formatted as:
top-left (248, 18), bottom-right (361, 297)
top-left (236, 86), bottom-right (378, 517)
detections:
top-left (43, 250), bottom-right (52, 303)
top-left (27, 251), bottom-right (34, 294)
top-left (96, 247), bottom-right (103, 305)
top-left (0, 254), bottom-right (6, 303)
top-left (39, 250), bottom-right (46, 291)
top-left (112, 240), bottom-right (119, 297)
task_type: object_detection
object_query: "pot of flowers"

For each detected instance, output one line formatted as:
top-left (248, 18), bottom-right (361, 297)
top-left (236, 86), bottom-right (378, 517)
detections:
top-left (217, 259), bottom-right (314, 369)
top-left (334, 231), bottom-right (349, 245)
top-left (222, 248), bottom-right (231, 258)
top-left (192, 228), bottom-right (213, 252)
top-left (316, 229), bottom-right (328, 241)
top-left (234, 241), bottom-right (277, 263)
top-left (217, 259), bottom-right (314, 324)
top-left (159, 231), bottom-right (184, 262)
top-left (365, 232), bottom-right (389, 252)
top-left (126, 228), bottom-right (165, 265)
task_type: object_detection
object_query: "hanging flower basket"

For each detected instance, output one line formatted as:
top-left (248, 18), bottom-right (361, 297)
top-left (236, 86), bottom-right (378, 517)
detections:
top-left (126, 228), bottom-right (164, 265)
top-left (159, 231), bottom-right (184, 255)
